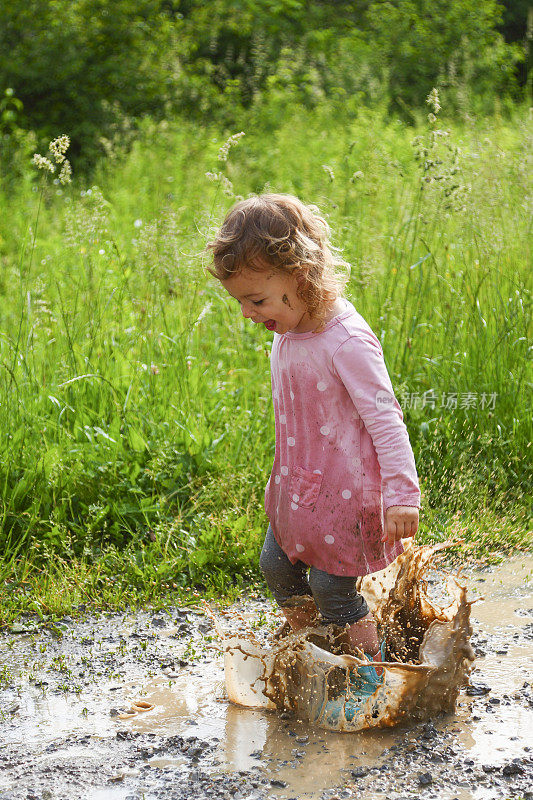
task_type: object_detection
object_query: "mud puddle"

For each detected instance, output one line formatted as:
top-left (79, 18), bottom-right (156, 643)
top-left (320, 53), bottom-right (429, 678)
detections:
top-left (1, 555), bottom-right (532, 800)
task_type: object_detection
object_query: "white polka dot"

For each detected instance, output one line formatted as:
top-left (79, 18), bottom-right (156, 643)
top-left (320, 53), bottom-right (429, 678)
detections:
top-left (351, 457), bottom-right (362, 468)
top-left (342, 489), bottom-right (352, 500)
top-left (291, 502), bottom-right (298, 511)
top-left (298, 346), bottom-right (308, 356)
top-left (313, 469), bottom-right (322, 475)
top-left (281, 466), bottom-right (288, 476)
top-left (290, 391), bottom-right (295, 400)
top-left (287, 436), bottom-right (295, 446)
top-left (279, 414), bottom-right (287, 424)
top-left (320, 425), bottom-right (330, 436)
top-left (295, 544), bottom-right (305, 553)
top-left (354, 389), bottom-right (364, 399)
top-left (324, 534), bottom-right (335, 544)
top-left (274, 475), bottom-right (281, 484)
top-left (292, 493), bottom-right (299, 502)
top-left (317, 381), bottom-right (327, 392)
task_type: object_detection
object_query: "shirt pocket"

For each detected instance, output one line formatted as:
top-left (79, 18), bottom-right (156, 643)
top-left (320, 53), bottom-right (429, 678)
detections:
top-left (289, 466), bottom-right (323, 509)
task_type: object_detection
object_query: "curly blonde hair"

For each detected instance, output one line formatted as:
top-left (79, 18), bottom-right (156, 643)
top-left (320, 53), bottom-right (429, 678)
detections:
top-left (206, 193), bottom-right (350, 331)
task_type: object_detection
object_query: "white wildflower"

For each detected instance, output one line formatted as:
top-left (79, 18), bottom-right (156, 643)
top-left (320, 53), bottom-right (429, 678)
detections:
top-left (192, 301), bottom-right (213, 329)
top-left (58, 160), bottom-right (72, 184)
top-left (218, 131), bottom-right (245, 162)
top-left (322, 164), bottom-right (335, 181)
top-left (49, 135), bottom-right (70, 164)
top-left (351, 170), bottom-right (364, 181)
top-left (220, 174), bottom-right (235, 196)
top-left (426, 88), bottom-right (441, 115)
top-left (134, 219), bottom-right (143, 228)
top-left (205, 171), bottom-right (235, 196)
top-left (32, 153), bottom-right (55, 173)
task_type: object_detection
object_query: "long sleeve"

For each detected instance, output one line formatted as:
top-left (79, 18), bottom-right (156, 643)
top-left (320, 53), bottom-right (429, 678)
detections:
top-left (331, 332), bottom-right (421, 515)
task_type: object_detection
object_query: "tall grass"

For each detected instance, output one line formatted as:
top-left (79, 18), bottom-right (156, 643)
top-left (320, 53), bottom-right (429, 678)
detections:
top-left (0, 99), bottom-right (530, 620)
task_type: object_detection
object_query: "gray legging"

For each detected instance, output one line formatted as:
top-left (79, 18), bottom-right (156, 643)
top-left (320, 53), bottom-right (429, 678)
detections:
top-left (259, 524), bottom-right (369, 626)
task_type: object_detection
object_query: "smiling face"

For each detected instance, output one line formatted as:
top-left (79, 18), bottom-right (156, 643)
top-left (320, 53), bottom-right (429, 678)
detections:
top-left (221, 267), bottom-right (316, 335)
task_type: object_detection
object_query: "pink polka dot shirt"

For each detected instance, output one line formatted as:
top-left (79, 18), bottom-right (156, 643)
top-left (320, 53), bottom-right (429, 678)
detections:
top-left (264, 298), bottom-right (421, 577)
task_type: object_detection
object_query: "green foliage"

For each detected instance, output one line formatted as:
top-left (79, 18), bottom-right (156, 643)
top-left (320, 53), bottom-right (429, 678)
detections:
top-left (0, 0), bottom-right (176, 166)
top-left (173, 0), bottom-right (364, 113)
top-left (0, 0), bottom-right (525, 171)
top-left (497, 0), bottom-right (530, 43)
top-left (364, 0), bottom-right (523, 114)
top-left (174, 0), bottom-right (523, 121)
top-left (0, 98), bottom-right (530, 616)
top-left (496, 0), bottom-right (531, 87)
top-left (0, 88), bottom-right (36, 191)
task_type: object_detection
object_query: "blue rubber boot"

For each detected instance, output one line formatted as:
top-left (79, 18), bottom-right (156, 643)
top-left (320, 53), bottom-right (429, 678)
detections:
top-left (343, 640), bottom-right (386, 722)
top-left (317, 641), bottom-right (386, 727)
top-left (348, 640), bottom-right (386, 696)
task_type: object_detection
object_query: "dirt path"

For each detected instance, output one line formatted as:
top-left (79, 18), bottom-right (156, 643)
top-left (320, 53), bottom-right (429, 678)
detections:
top-left (1, 556), bottom-right (532, 800)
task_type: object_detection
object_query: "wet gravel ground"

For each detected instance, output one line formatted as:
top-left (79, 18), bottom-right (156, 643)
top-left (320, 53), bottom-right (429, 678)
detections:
top-left (1, 559), bottom-right (533, 800)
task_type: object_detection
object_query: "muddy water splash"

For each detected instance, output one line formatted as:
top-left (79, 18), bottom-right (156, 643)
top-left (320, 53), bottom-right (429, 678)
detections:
top-left (223, 543), bottom-right (476, 730)
top-left (0, 554), bottom-right (531, 800)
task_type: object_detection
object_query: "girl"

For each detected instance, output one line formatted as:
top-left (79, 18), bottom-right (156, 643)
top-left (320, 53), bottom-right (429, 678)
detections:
top-left (208, 193), bottom-right (420, 705)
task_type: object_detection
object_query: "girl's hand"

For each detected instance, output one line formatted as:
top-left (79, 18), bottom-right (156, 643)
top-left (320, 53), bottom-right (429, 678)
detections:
top-left (381, 506), bottom-right (419, 545)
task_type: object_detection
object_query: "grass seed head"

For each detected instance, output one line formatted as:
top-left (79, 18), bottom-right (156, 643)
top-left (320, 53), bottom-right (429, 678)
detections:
top-left (32, 135), bottom-right (72, 181)
top-left (58, 160), bottom-right (72, 185)
top-left (218, 131), bottom-right (245, 162)
top-left (426, 88), bottom-right (441, 116)
top-left (49, 135), bottom-right (70, 164)
top-left (32, 153), bottom-right (55, 173)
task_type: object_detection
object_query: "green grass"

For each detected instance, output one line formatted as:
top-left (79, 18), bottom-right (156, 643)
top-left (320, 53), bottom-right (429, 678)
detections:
top-left (0, 98), bottom-right (531, 623)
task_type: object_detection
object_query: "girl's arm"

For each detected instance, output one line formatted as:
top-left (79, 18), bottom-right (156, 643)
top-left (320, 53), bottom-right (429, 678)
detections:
top-left (332, 332), bottom-right (421, 542)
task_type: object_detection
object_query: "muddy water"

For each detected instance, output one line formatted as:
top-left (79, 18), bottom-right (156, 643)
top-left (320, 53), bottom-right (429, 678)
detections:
top-left (224, 543), bottom-right (478, 732)
top-left (1, 555), bottom-right (531, 800)
top-left (452, 557), bottom-right (533, 764)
